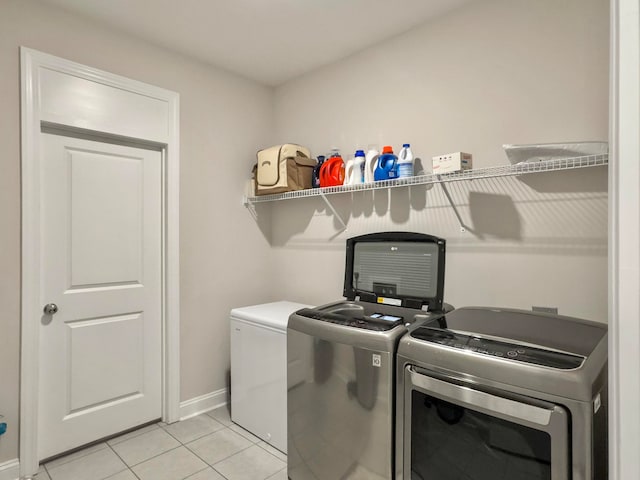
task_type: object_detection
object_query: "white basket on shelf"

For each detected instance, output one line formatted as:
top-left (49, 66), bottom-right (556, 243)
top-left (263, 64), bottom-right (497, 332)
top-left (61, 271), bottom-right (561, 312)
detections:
top-left (503, 141), bottom-right (608, 165)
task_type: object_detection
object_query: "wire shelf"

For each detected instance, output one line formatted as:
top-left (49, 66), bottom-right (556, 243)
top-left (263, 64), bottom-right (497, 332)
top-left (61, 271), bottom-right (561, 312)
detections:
top-left (244, 153), bottom-right (608, 205)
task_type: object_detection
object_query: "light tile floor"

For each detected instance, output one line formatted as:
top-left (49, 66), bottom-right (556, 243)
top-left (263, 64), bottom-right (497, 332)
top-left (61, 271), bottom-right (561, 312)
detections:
top-left (34, 406), bottom-right (287, 480)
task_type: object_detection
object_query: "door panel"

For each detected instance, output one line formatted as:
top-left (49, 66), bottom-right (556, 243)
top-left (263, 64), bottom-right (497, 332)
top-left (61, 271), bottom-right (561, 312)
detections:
top-left (67, 313), bottom-right (144, 413)
top-left (69, 150), bottom-right (143, 287)
top-left (38, 133), bottom-right (162, 459)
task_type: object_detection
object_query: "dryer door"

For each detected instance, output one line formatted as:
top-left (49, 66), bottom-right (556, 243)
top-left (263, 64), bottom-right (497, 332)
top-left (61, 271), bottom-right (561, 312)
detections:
top-left (402, 366), bottom-right (570, 480)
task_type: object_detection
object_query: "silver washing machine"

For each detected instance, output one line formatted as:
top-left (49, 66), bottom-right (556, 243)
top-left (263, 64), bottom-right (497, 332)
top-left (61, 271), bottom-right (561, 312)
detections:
top-left (396, 307), bottom-right (608, 480)
top-left (287, 232), bottom-right (450, 480)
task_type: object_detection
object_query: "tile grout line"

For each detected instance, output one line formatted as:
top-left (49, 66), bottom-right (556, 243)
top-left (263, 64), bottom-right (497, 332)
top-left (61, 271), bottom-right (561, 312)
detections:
top-left (180, 465), bottom-right (216, 480)
top-left (171, 420), bottom-right (234, 480)
top-left (264, 466), bottom-right (287, 480)
top-left (215, 419), bottom-right (288, 465)
top-left (158, 420), bottom-right (227, 447)
top-left (42, 462), bottom-right (52, 480)
top-left (181, 429), bottom-right (256, 471)
top-left (207, 442), bottom-right (287, 480)
top-left (104, 442), bottom-right (141, 480)
top-left (254, 442), bottom-right (287, 463)
top-left (123, 444), bottom-right (184, 469)
top-left (107, 421), bottom-right (184, 469)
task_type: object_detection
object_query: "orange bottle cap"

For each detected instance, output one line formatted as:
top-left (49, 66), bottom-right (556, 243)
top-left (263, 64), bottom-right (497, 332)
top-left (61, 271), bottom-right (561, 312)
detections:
top-left (382, 146), bottom-right (393, 153)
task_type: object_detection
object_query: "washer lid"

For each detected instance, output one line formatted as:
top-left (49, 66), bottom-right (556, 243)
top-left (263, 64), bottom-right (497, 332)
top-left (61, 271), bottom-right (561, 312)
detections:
top-left (343, 232), bottom-right (446, 311)
top-left (230, 301), bottom-right (312, 330)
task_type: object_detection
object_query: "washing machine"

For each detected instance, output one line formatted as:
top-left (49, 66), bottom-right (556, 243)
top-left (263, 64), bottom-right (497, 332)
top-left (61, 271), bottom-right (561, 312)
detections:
top-left (230, 300), bottom-right (311, 453)
top-left (287, 232), bottom-right (451, 480)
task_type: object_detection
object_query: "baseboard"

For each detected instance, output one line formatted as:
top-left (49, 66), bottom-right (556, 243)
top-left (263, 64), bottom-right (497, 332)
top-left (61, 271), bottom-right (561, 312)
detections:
top-left (179, 388), bottom-right (227, 421)
top-left (0, 459), bottom-right (19, 480)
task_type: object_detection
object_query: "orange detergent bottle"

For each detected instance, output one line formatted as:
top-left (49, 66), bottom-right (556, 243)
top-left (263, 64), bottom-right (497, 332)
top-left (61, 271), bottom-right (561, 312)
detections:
top-left (319, 149), bottom-right (345, 187)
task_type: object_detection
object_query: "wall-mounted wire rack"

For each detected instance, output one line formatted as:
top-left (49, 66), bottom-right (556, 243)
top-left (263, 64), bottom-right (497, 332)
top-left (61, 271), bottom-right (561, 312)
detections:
top-left (243, 153), bottom-right (608, 230)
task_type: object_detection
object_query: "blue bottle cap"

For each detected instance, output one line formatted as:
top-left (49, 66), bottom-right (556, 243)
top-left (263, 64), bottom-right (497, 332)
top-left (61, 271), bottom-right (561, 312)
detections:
top-left (355, 150), bottom-right (365, 157)
top-left (403, 143), bottom-right (410, 148)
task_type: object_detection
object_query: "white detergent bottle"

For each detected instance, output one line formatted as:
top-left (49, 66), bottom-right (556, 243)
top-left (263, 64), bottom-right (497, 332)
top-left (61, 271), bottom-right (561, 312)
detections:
top-left (345, 150), bottom-right (366, 185)
top-left (398, 143), bottom-right (414, 178)
top-left (353, 150), bottom-right (366, 183)
top-left (345, 157), bottom-right (357, 185)
top-left (365, 146), bottom-right (379, 183)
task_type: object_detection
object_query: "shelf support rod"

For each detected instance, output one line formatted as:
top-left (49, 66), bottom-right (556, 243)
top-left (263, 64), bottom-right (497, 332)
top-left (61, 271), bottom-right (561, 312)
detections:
top-left (319, 191), bottom-right (347, 232)
top-left (243, 195), bottom-right (258, 221)
top-left (437, 175), bottom-right (474, 234)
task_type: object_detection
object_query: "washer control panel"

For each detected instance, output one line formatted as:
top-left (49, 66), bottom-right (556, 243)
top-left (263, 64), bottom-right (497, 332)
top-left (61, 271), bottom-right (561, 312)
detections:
top-left (297, 308), bottom-right (403, 331)
top-left (411, 327), bottom-right (584, 369)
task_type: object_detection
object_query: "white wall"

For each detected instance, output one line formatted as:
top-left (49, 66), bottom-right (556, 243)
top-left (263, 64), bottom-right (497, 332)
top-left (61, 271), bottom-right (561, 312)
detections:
top-left (271, 0), bottom-right (610, 319)
top-left (0, 0), bottom-right (274, 464)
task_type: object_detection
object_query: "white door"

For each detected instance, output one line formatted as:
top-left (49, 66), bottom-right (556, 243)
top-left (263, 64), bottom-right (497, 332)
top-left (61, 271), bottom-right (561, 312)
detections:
top-left (38, 133), bottom-right (162, 459)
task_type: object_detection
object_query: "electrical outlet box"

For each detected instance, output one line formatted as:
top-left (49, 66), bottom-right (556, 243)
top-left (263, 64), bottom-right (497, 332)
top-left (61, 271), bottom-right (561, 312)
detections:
top-left (432, 152), bottom-right (472, 174)
top-left (532, 306), bottom-right (558, 315)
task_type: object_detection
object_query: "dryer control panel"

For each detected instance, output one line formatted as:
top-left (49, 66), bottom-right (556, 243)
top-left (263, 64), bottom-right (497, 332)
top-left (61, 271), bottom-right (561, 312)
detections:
top-left (411, 327), bottom-right (585, 370)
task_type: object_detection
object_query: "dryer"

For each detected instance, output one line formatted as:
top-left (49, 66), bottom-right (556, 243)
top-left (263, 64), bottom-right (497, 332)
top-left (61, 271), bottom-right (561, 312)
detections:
top-left (396, 307), bottom-right (608, 480)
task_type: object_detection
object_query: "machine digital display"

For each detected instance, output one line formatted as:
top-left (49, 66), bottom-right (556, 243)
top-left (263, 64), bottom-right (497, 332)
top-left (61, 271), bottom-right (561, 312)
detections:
top-left (370, 313), bottom-right (403, 322)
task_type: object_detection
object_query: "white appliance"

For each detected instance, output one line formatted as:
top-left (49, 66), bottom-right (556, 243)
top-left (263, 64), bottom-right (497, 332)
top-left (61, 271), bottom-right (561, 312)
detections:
top-left (230, 300), bottom-right (311, 453)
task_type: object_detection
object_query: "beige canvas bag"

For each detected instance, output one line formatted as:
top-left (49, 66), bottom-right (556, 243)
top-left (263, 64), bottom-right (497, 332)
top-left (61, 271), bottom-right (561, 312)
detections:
top-left (255, 144), bottom-right (315, 195)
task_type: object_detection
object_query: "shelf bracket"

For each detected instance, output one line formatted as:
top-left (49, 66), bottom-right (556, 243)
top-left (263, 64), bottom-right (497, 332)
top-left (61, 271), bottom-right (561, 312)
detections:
top-left (437, 176), bottom-right (474, 234)
top-left (319, 191), bottom-right (347, 232)
top-left (243, 195), bottom-right (258, 221)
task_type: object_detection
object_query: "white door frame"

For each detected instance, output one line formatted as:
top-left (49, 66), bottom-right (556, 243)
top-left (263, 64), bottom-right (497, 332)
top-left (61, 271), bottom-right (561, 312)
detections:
top-left (608, 1), bottom-right (640, 479)
top-left (19, 47), bottom-right (180, 477)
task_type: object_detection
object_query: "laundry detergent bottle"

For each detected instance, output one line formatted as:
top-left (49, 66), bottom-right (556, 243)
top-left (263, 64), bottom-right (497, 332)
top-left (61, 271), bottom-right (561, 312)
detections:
top-left (312, 155), bottom-right (325, 188)
top-left (374, 146), bottom-right (398, 181)
top-left (354, 150), bottom-right (366, 183)
top-left (398, 143), bottom-right (414, 178)
top-left (345, 157), bottom-right (356, 185)
top-left (345, 150), bottom-right (365, 185)
top-left (319, 149), bottom-right (345, 187)
top-left (364, 146), bottom-right (379, 183)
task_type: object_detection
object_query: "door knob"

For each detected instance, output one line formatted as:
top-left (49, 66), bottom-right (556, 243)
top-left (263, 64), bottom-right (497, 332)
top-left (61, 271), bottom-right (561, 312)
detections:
top-left (43, 303), bottom-right (59, 315)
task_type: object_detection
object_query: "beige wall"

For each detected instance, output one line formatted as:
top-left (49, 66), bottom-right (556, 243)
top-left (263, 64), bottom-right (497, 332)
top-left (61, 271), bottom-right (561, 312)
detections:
top-left (0, 0), bottom-right (274, 463)
top-left (271, 0), bottom-right (609, 316)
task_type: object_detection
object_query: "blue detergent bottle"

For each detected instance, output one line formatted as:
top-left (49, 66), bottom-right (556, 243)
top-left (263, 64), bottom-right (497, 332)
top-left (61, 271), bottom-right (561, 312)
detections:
top-left (374, 146), bottom-right (398, 181)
